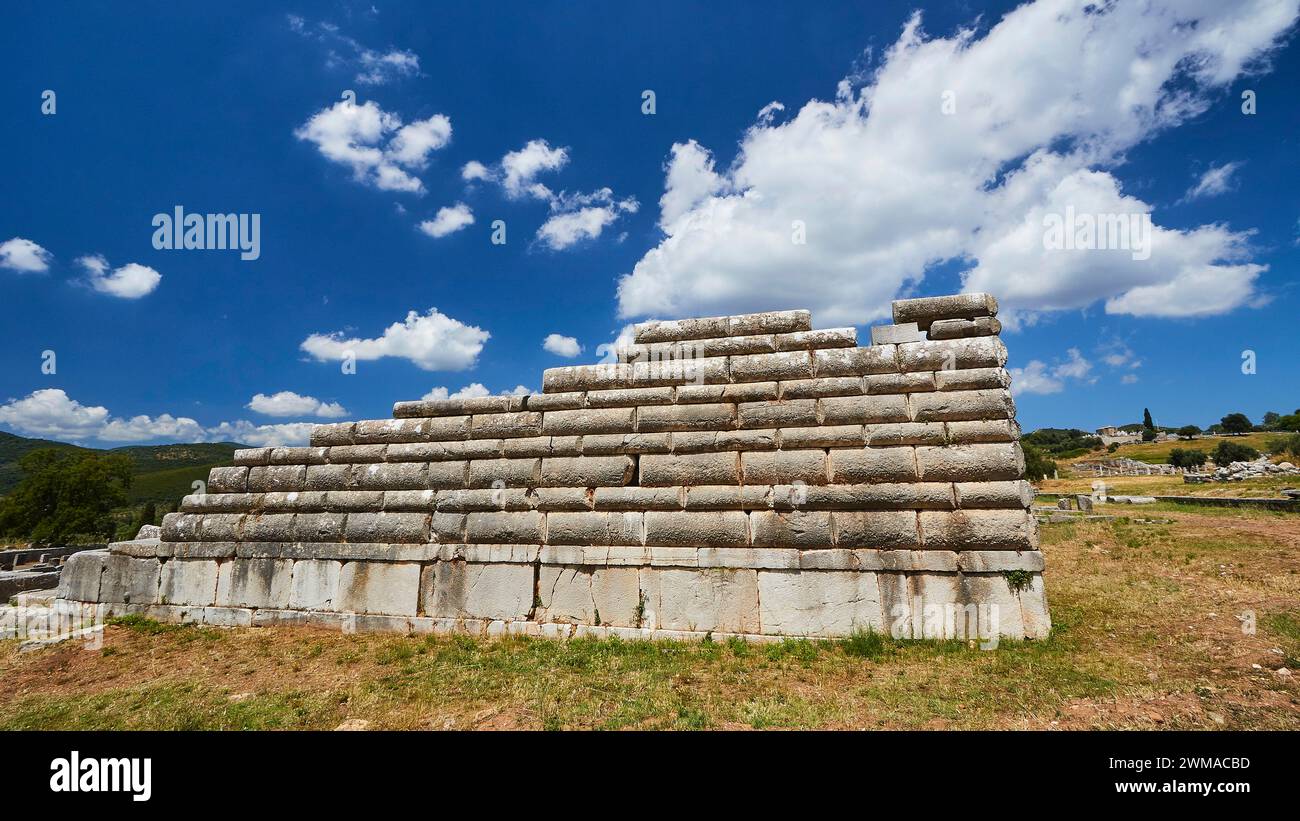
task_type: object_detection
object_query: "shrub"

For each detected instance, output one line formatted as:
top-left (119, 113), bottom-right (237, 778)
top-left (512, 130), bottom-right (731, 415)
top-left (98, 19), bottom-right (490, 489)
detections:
top-left (1169, 448), bottom-right (1207, 469)
top-left (1213, 440), bottom-right (1259, 465)
top-left (1220, 413), bottom-right (1253, 435)
top-left (1022, 443), bottom-right (1057, 481)
top-left (1176, 425), bottom-right (1201, 439)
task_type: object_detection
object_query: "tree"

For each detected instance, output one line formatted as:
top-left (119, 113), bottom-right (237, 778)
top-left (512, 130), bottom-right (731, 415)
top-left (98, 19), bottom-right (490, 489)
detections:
top-left (1214, 440), bottom-right (1259, 465)
top-left (1021, 443), bottom-right (1057, 482)
top-left (1142, 408), bottom-right (1154, 429)
top-left (1220, 413), bottom-right (1252, 435)
top-left (1263, 411), bottom-right (1280, 429)
top-left (0, 449), bottom-right (133, 545)
top-left (1169, 448), bottom-right (1207, 469)
top-left (1141, 427), bottom-right (1157, 442)
top-left (1274, 413), bottom-right (1300, 432)
top-left (1177, 425), bottom-right (1201, 439)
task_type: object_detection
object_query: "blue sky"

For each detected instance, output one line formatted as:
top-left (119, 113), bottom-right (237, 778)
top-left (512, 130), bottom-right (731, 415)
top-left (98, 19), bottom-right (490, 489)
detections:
top-left (1, 0), bottom-right (1297, 446)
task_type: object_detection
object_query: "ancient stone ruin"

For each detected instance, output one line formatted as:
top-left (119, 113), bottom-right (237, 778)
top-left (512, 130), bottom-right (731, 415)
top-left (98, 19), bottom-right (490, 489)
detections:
top-left (56, 293), bottom-right (1049, 640)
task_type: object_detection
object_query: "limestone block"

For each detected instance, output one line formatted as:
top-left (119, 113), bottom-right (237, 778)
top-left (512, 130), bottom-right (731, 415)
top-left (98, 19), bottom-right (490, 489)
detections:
top-left (773, 327), bottom-right (858, 351)
top-left (310, 422), bottom-right (355, 447)
top-left (892, 292), bottom-right (997, 330)
top-left (684, 485), bottom-right (772, 510)
top-left (531, 487), bottom-right (594, 511)
top-left (323, 490), bottom-right (385, 511)
top-left (501, 436), bottom-right (559, 458)
top-left (57, 549), bottom-right (107, 601)
top-left (161, 512), bottom-right (202, 542)
top-left (208, 466), bottom-right (249, 493)
top-left (350, 462), bottom-right (427, 491)
top-left (536, 566), bottom-right (641, 625)
top-left (819, 394), bottom-right (910, 425)
top-left (740, 450), bottom-right (828, 485)
top-left (425, 561), bottom-right (534, 620)
top-left (242, 513), bottom-right (296, 542)
top-left (246, 465), bottom-right (306, 493)
top-left (543, 407), bottom-right (635, 437)
top-left (536, 455), bottom-right (632, 487)
top-left (864, 372), bottom-right (937, 395)
top-left (737, 399), bottom-right (818, 429)
top-left (643, 511), bottom-right (749, 547)
top-left (798, 483), bottom-right (955, 511)
top-left (957, 574), bottom-right (1025, 639)
top-left (200, 513), bottom-right (246, 541)
top-left (758, 569), bottom-right (885, 635)
top-left (99, 554), bottom-right (160, 605)
top-left (181, 493), bottom-right (252, 513)
top-left (812, 346), bottom-right (898, 378)
top-left (382, 489), bottom-right (439, 512)
top-left (779, 376), bottom-right (864, 399)
top-left (585, 386), bottom-right (675, 407)
top-left (633, 314), bottom-right (730, 343)
top-left (828, 447), bottom-right (918, 483)
top-left (581, 432), bottom-right (672, 455)
top-left (677, 382), bottom-right (780, 404)
top-left (326, 444), bottom-right (388, 463)
top-left (1015, 573), bottom-right (1052, 639)
top-left (869, 323), bottom-right (926, 345)
top-left (353, 418), bottom-right (434, 445)
top-left (864, 422), bottom-right (947, 446)
top-left (638, 403), bottom-right (735, 433)
top-left (435, 488), bottom-right (526, 512)
top-left (337, 561), bottom-right (421, 616)
top-left (954, 480), bottom-right (1035, 509)
top-left (928, 316), bottom-right (1002, 339)
top-left (344, 512), bottom-right (430, 543)
top-left (465, 511), bottom-right (545, 543)
top-left (234, 447), bottom-right (271, 466)
top-left (779, 425), bottom-right (864, 449)
top-left (896, 337), bottom-right (1007, 373)
top-left (159, 559), bottom-right (220, 607)
top-left (933, 367), bottom-right (1011, 392)
top-left (216, 558), bottom-right (294, 609)
top-left (640, 567), bottom-right (760, 633)
top-left (467, 457), bottom-right (539, 488)
top-left (730, 350), bottom-right (813, 383)
top-left (269, 447), bottom-right (329, 466)
top-left (831, 511), bottom-right (921, 549)
top-left (392, 394), bottom-right (523, 419)
top-left (546, 511), bottom-right (643, 545)
top-left (305, 464), bottom-right (353, 491)
top-left (640, 452), bottom-right (740, 486)
top-left (909, 388), bottom-right (1015, 423)
top-left (203, 607), bottom-right (254, 628)
top-left (593, 486), bottom-right (684, 511)
top-left (631, 356), bottom-right (729, 387)
top-left (919, 509), bottom-right (1038, 550)
top-left (431, 512), bottom-right (467, 543)
top-left (289, 559), bottom-right (342, 610)
top-left (946, 419), bottom-right (1021, 444)
top-left (470, 411), bottom-right (543, 439)
top-left (524, 392), bottom-right (584, 411)
top-left (749, 510), bottom-right (834, 548)
top-left (915, 442), bottom-right (1024, 482)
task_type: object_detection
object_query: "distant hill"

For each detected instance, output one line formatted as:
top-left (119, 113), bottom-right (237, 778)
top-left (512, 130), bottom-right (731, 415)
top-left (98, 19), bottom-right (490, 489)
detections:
top-left (0, 431), bottom-right (244, 503)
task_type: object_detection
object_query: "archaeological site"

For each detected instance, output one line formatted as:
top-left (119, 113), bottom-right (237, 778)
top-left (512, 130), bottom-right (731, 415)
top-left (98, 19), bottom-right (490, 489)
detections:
top-left (54, 293), bottom-right (1049, 641)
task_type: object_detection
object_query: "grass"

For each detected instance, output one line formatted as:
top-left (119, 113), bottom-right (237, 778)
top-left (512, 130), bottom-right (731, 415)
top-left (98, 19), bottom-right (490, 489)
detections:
top-left (2, 505), bottom-right (1298, 730)
top-left (1084, 433), bottom-right (1281, 465)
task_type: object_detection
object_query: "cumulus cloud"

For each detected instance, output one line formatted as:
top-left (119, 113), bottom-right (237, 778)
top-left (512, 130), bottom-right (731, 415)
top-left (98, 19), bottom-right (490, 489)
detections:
top-left (288, 15), bottom-right (421, 86)
top-left (542, 333), bottom-right (582, 357)
top-left (295, 99), bottom-right (451, 193)
top-left (1181, 161), bottom-right (1244, 202)
top-left (0, 238), bottom-right (52, 273)
top-left (616, 0), bottom-right (1297, 326)
top-left (422, 383), bottom-right (532, 401)
top-left (77, 255), bottom-right (161, 298)
top-left (0, 388), bottom-right (313, 446)
top-left (419, 203), bottom-right (475, 238)
top-left (1010, 348), bottom-right (1096, 396)
top-left (537, 193), bottom-right (639, 250)
top-left (300, 307), bottom-right (489, 371)
top-left (247, 391), bottom-right (348, 418)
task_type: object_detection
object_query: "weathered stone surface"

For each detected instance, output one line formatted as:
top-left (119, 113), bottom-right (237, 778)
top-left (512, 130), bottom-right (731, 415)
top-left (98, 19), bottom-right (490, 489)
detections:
top-left (160, 559), bottom-right (220, 607)
top-left (639, 403), bottom-right (735, 433)
top-left (758, 569), bottom-right (884, 635)
top-left (819, 394), bottom-right (910, 425)
top-left (427, 561), bottom-right (533, 620)
top-left (740, 450), bottom-right (828, 485)
top-left (928, 316), bottom-right (1001, 339)
top-left (641, 567), bottom-right (760, 633)
top-left (643, 511), bottom-right (749, 547)
top-left (909, 389), bottom-right (1015, 423)
top-left (828, 447), bottom-right (918, 483)
top-left (640, 452), bottom-right (741, 486)
top-left (915, 442), bottom-right (1024, 482)
top-left (896, 337), bottom-right (1007, 373)
top-left (892, 292), bottom-right (997, 330)
top-left (337, 561), bottom-right (420, 615)
top-left (870, 323), bottom-right (925, 345)
top-left (737, 399), bottom-right (818, 429)
top-left (919, 509), bottom-right (1038, 550)
top-left (216, 558), bottom-right (294, 609)
top-left (812, 346), bottom-right (897, 378)
top-left (289, 559), bottom-right (341, 610)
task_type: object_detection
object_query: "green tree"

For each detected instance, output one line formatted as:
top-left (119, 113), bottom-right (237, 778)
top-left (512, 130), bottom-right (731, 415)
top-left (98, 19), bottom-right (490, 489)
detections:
top-left (1176, 425), bottom-right (1201, 439)
top-left (1142, 407), bottom-right (1154, 430)
top-left (1220, 413), bottom-right (1252, 435)
top-left (0, 449), bottom-right (133, 545)
top-left (1169, 448), bottom-right (1207, 469)
top-left (1214, 440), bottom-right (1259, 465)
top-left (1263, 411), bottom-right (1280, 429)
top-left (1021, 443), bottom-right (1057, 482)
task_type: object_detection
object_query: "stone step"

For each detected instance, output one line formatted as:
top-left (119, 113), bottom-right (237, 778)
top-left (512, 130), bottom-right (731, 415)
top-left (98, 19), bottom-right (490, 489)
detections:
top-left (632, 309), bottom-right (812, 344)
top-left (616, 327), bottom-right (857, 363)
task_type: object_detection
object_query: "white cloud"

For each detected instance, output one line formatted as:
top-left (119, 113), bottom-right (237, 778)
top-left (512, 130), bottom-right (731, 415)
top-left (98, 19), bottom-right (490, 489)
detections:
top-left (288, 15), bottom-right (421, 86)
top-left (419, 203), bottom-right (475, 238)
top-left (616, 1), bottom-right (1297, 326)
top-left (1182, 161), bottom-right (1244, 202)
top-left (247, 391), bottom-right (348, 418)
top-left (500, 139), bottom-right (568, 200)
top-left (78, 256), bottom-right (162, 299)
top-left (537, 198), bottom-right (638, 250)
top-left (355, 48), bottom-right (420, 85)
top-left (1008, 361), bottom-right (1063, 396)
top-left (300, 307), bottom-right (489, 371)
top-left (294, 99), bottom-right (451, 193)
top-left (0, 388), bottom-right (314, 446)
top-left (1053, 348), bottom-right (1093, 381)
top-left (461, 160), bottom-right (491, 181)
top-left (0, 238), bottom-right (53, 273)
top-left (1121, 374), bottom-right (1140, 385)
top-left (422, 383), bottom-right (532, 401)
top-left (542, 333), bottom-right (582, 357)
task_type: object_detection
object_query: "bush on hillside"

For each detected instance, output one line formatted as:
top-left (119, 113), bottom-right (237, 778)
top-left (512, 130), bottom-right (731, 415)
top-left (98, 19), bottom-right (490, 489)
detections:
top-left (1213, 440), bottom-right (1260, 466)
top-left (1168, 448), bottom-right (1207, 469)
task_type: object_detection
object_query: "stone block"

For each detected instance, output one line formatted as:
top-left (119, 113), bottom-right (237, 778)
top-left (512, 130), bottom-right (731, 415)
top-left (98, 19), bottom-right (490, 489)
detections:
top-left (309, 422), bottom-right (355, 447)
top-left (819, 394), bottom-right (910, 425)
top-left (99, 554), bottom-right (160, 605)
top-left (467, 458), bottom-right (539, 488)
top-left (289, 559), bottom-right (341, 610)
top-left (207, 466), bottom-right (249, 493)
top-left (831, 511), bottom-right (921, 549)
top-left (677, 382), bottom-right (780, 404)
top-left (327, 444), bottom-right (388, 463)
top-left (740, 450), bottom-right (828, 485)
top-left (593, 487), bottom-right (684, 511)
top-left (749, 510), bottom-right (834, 548)
top-left (864, 372), bottom-right (937, 395)
top-left (919, 510), bottom-right (1038, 550)
top-left (954, 480), bottom-right (1034, 509)
top-left (337, 561), bottom-right (421, 616)
top-left (915, 442), bottom-right (1024, 482)
top-left (546, 512), bottom-right (643, 545)
top-left (928, 316), bottom-right (1001, 339)
top-left (869, 323), bottom-right (925, 345)
top-left (216, 558), bottom-right (294, 609)
top-left (730, 350), bottom-right (813, 382)
top-left (737, 399), bottom-right (818, 429)
top-left (159, 559), bottom-right (220, 607)
top-left (684, 485), bottom-right (772, 510)
top-left (828, 447), bottom-right (918, 483)
top-left (864, 422), bottom-right (947, 446)
top-left (470, 411), bottom-right (543, 439)
top-left (643, 511), bottom-right (749, 547)
top-left (779, 376), bottom-right (864, 399)
top-left (812, 346), bottom-right (897, 378)
top-left (543, 407), bottom-right (636, 437)
top-left (892, 292), bottom-right (997, 330)
top-left (536, 566), bottom-right (641, 626)
top-left (779, 425), bottom-right (864, 449)
top-left (538, 455), bottom-right (635, 487)
top-left (57, 550), bottom-right (107, 601)
top-left (464, 511), bottom-right (545, 543)
top-left (758, 569), bottom-right (885, 636)
top-left (344, 512), bottom-right (430, 543)
top-left (585, 386), bottom-right (675, 407)
top-left (305, 463), bottom-right (353, 491)
top-left (638, 403), bottom-right (736, 433)
top-left (639, 452), bottom-right (740, 486)
top-left (640, 567), bottom-right (760, 633)
top-left (242, 513), bottom-right (296, 542)
top-left (532, 487), bottom-right (594, 511)
top-left (426, 561), bottom-right (534, 620)
top-left (799, 482), bottom-right (954, 510)
top-left (896, 337), bottom-right (1007, 373)
top-left (946, 419), bottom-right (1020, 445)
top-left (933, 367), bottom-right (1011, 392)
top-left (910, 388), bottom-right (1015, 423)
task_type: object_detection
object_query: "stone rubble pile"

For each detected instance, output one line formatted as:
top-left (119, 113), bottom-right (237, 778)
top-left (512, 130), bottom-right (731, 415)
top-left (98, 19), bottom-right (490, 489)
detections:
top-left (1185, 457), bottom-right (1299, 483)
top-left (54, 292), bottom-right (1049, 640)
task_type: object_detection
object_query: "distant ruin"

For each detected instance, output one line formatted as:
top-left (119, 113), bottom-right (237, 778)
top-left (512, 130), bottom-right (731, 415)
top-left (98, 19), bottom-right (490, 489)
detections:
top-left (56, 293), bottom-right (1049, 640)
